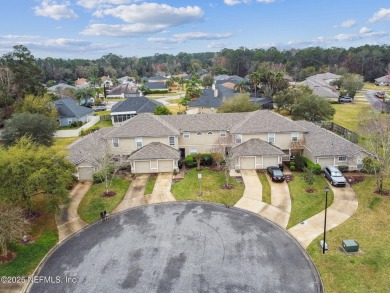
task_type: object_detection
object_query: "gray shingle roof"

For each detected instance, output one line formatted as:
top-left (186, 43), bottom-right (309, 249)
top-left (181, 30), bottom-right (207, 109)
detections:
top-left (107, 84), bottom-right (140, 96)
top-left (129, 142), bottom-right (180, 160)
top-left (295, 121), bottom-right (368, 157)
top-left (144, 81), bottom-right (167, 90)
top-left (375, 75), bottom-right (390, 83)
top-left (67, 128), bottom-right (113, 166)
top-left (54, 97), bottom-right (94, 118)
top-left (300, 79), bottom-right (339, 98)
top-left (188, 85), bottom-right (236, 108)
top-left (232, 138), bottom-right (285, 157)
top-left (111, 96), bottom-right (161, 113)
top-left (107, 113), bottom-right (180, 138)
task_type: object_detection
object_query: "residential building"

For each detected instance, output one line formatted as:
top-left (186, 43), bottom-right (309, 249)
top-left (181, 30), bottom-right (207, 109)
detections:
top-left (54, 97), bottom-right (94, 126)
top-left (106, 83), bottom-right (141, 99)
top-left (374, 75), bottom-right (390, 86)
top-left (300, 72), bottom-right (341, 99)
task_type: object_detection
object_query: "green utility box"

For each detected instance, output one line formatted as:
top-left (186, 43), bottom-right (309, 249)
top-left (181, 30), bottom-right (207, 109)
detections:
top-left (342, 240), bottom-right (359, 252)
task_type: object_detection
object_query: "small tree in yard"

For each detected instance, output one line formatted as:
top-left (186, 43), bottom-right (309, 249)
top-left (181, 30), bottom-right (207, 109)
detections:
top-left (193, 153), bottom-right (202, 171)
top-left (301, 168), bottom-right (316, 193)
top-left (0, 205), bottom-right (30, 257)
top-left (360, 111), bottom-right (390, 194)
top-left (211, 135), bottom-right (235, 188)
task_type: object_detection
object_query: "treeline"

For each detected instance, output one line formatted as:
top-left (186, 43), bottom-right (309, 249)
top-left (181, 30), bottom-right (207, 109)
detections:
top-left (34, 45), bottom-right (390, 84)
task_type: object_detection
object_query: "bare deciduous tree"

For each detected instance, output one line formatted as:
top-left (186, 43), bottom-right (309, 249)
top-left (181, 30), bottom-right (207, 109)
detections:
top-left (211, 134), bottom-right (236, 188)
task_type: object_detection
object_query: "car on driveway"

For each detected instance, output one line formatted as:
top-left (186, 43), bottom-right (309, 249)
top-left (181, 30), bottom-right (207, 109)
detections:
top-left (375, 91), bottom-right (385, 99)
top-left (339, 96), bottom-right (353, 103)
top-left (267, 166), bottom-right (285, 182)
top-left (324, 166), bottom-right (347, 187)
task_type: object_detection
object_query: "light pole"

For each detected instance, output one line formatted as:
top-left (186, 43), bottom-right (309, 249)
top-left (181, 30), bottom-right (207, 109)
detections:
top-left (198, 173), bottom-right (202, 196)
top-left (323, 185), bottom-right (330, 254)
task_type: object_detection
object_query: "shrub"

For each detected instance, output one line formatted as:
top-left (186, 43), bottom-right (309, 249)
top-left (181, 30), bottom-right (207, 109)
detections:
top-left (362, 157), bottom-right (380, 173)
top-left (201, 153), bottom-right (214, 166)
top-left (185, 155), bottom-right (195, 168)
top-left (300, 156), bottom-right (322, 175)
top-left (70, 121), bottom-right (78, 127)
top-left (80, 126), bottom-right (101, 136)
top-left (290, 165), bottom-right (296, 171)
top-left (338, 165), bottom-right (349, 173)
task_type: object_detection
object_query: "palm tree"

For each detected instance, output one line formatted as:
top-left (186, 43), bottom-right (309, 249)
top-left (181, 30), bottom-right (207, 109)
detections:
top-left (249, 71), bottom-right (261, 96)
top-left (234, 80), bottom-right (249, 93)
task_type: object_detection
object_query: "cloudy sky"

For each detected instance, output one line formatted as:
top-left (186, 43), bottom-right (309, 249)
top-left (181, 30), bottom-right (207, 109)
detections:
top-left (0, 0), bottom-right (389, 59)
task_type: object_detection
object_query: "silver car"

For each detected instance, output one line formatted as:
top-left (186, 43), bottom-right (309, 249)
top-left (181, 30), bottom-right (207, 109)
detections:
top-left (324, 166), bottom-right (347, 187)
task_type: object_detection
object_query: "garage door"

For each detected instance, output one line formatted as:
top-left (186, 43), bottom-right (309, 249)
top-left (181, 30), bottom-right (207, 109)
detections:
top-left (78, 167), bottom-right (94, 181)
top-left (262, 156), bottom-right (279, 168)
top-left (317, 157), bottom-right (334, 168)
top-left (240, 157), bottom-right (256, 169)
top-left (158, 160), bottom-right (174, 172)
top-left (134, 161), bottom-right (151, 173)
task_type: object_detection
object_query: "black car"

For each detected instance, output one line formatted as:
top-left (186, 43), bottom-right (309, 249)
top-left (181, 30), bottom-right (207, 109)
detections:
top-left (267, 166), bottom-right (285, 182)
top-left (339, 96), bottom-right (353, 103)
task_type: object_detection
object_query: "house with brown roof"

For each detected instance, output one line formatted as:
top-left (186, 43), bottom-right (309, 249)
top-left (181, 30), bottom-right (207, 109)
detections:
top-left (69, 110), bottom-right (370, 179)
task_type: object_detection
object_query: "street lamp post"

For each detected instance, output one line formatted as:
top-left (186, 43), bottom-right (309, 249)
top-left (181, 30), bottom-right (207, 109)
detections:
top-left (323, 185), bottom-right (330, 254)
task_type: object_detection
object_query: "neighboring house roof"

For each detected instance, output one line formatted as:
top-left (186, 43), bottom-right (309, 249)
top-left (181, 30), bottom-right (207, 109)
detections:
top-left (74, 78), bottom-right (88, 85)
top-left (144, 81), bottom-right (167, 90)
top-left (47, 83), bottom-right (76, 92)
top-left (54, 97), bottom-right (94, 118)
top-left (67, 128), bottom-right (113, 166)
top-left (215, 75), bottom-right (245, 85)
top-left (311, 72), bottom-right (341, 81)
top-left (147, 75), bottom-right (168, 82)
top-left (375, 75), bottom-right (390, 83)
top-left (107, 113), bottom-right (180, 138)
top-left (129, 142), bottom-right (180, 160)
top-left (188, 84), bottom-right (236, 108)
top-left (232, 138), bottom-right (285, 157)
top-left (301, 72), bottom-right (341, 99)
top-left (118, 76), bottom-right (134, 83)
top-left (107, 84), bottom-right (140, 96)
top-left (295, 121), bottom-right (368, 157)
top-left (231, 110), bottom-right (307, 134)
top-left (110, 96), bottom-right (161, 114)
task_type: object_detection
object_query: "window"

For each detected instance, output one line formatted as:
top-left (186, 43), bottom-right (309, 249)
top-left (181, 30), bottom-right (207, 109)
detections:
top-left (235, 134), bottom-right (242, 144)
top-left (183, 132), bottom-right (190, 139)
top-left (338, 156), bottom-right (347, 162)
top-left (197, 132), bottom-right (202, 136)
top-left (112, 138), bottom-right (119, 148)
top-left (220, 131), bottom-right (226, 137)
top-left (190, 149), bottom-right (198, 154)
top-left (135, 137), bottom-right (143, 149)
top-left (113, 113), bottom-right (136, 123)
top-left (169, 136), bottom-right (175, 146)
top-left (268, 133), bottom-right (275, 143)
top-left (208, 131), bottom-right (213, 135)
top-left (291, 132), bottom-right (298, 142)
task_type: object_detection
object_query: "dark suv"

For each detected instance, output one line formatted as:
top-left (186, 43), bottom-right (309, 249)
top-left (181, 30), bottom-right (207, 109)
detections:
top-left (324, 166), bottom-right (347, 187)
top-left (267, 166), bottom-right (285, 182)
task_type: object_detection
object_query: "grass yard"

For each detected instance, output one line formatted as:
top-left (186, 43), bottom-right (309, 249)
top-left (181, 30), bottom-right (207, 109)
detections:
top-left (144, 174), bottom-right (157, 195)
top-left (363, 82), bottom-right (389, 91)
top-left (94, 110), bottom-right (110, 116)
top-left (52, 137), bottom-right (79, 151)
top-left (258, 172), bottom-right (271, 204)
top-left (0, 196), bottom-right (58, 276)
top-left (171, 169), bottom-right (244, 206)
top-left (332, 101), bottom-right (371, 133)
top-left (146, 92), bottom-right (182, 99)
top-left (78, 176), bottom-right (130, 224)
top-left (287, 172), bottom-right (334, 229)
top-left (167, 105), bottom-right (183, 115)
top-left (167, 98), bottom-right (181, 104)
top-left (94, 119), bottom-right (112, 128)
top-left (308, 176), bottom-right (390, 293)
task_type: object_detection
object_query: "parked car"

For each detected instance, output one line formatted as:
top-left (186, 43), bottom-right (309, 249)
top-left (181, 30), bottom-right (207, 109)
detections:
top-left (93, 106), bottom-right (107, 112)
top-left (267, 166), bottom-right (285, 182)
top-left (324, 166), bottom-right (347, 187)
top-left (339, 96), bottom-right (353, 103)
top-left (375, 91), bottom-right (385, 99)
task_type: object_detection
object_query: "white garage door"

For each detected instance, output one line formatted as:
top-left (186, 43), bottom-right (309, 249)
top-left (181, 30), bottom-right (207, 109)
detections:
top-left (78, 167), bottom-right (94, 181)
top-left (262, 156), bottom-right (279, 168)
top-left (158, 160), bottom-right (174, 172)
top-left (317, 157), bottom-right (334, 168)
top-left (240, 157), bottom-right (256, 169)
top-left (134, 161), bottom-right (151, 173)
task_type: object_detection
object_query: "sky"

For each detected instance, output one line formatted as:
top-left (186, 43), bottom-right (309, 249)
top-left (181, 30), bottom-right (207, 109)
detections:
top-left (0, 0), bottom-right (389, 59)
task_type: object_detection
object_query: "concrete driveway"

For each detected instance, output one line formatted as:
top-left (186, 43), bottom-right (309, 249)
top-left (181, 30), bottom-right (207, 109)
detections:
top-left (29, 202), bottom-right (322, 293)
top-left (288, 184), bottom-right (358, 248)
top-left (234, 170), bottom-right (263, 213)
top-left (148, 172), bottom-right (176, 204)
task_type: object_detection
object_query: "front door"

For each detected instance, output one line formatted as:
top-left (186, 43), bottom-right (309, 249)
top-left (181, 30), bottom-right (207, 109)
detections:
top-left (180, 148), bottom-right (185, 158)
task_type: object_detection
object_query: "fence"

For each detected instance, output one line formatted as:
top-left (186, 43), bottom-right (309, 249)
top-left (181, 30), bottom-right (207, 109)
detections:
top-left (55, 116), bottom-right (100, 138)
top-left (319, 121), bottom-right (359, 143)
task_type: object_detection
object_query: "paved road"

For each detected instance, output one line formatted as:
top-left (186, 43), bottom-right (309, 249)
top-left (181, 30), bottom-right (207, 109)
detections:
top-left (363, 90), bottom-right (389, 112)
top-left (29, 202), bottom-right (322, 293)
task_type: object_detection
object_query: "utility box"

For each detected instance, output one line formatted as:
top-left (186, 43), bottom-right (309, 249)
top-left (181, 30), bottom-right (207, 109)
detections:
top-left (342, 240), bottom-right (359, 253)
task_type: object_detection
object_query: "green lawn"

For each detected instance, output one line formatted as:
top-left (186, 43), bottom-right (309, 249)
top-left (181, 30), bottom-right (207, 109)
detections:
top-left (78, 177), bottom-right (130, 223)
top-left (171, 169), bottom-right (244, 206)
top-left (94, 110), bottom-right (110, 116)
top-left (0, 196), bottom-right (58, 276)
top-left (332, 101), bottom-right (371, 133)
top-left (308, 176), bottom-right (390, 293)
top-left (52, 137), bottom-right (79, 152)
top-left (94, 119), bottom-right (113, 128)
top-left (363, 82), bottom-right (389, 91)
top-left (287, 172), bottom-right (334, 229)
top-left (258, 172), bottom-right (271, 204)
top-left (144, 174), bottom-right (157, 195)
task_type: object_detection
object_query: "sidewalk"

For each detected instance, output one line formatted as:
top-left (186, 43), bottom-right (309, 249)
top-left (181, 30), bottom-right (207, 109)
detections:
top-left (288, 184), bottom-right (358, 248)
top-left (56, 182), bottom-right (92, 243)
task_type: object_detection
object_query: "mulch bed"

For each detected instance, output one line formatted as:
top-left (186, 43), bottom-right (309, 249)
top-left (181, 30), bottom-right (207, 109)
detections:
top-left (344, 175), bottom-right (365, 185)
top-left (221, 184), bottom-right (234, 190)
top-left (374, 190), bottom-right (390, 196)
top-left (305, 189), bottom-right (316, 194)
top-left (0, 251), bottom-right (16, 263)
top-left (101, 191), bottom-right (116, 197)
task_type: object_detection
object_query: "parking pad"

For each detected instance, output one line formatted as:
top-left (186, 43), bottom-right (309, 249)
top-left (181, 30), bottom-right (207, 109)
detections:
top-left (30, 202), bottom-right (322, 293)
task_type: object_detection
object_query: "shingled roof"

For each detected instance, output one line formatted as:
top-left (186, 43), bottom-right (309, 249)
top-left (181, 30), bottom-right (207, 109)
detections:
top-left (107, 84), bottom-right (140, 96)
top-left (296, 121), bottom-right (368, 157)
top-left (54, 97), bottom-right (93, 118)
top-left (111, 96), bottom-right (161, 113)
top-left (107, 113), bottom-right (180, 138)
top-left (231, 138), bottom-right (285, 157)
top-left (188, 84), bottom-right (236, 108)
top-left (129, 142), bottom-right (180, 160)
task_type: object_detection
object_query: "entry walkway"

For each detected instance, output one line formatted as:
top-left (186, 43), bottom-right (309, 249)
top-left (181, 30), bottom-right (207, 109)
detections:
top-left (56, 182), bottom-right (92, 243)
top-left (288, 184), bottom-right (358, 248)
